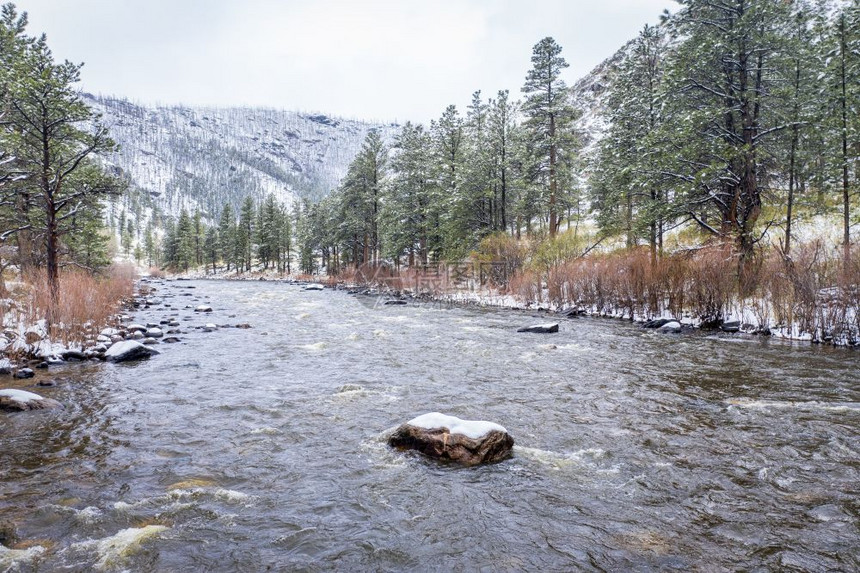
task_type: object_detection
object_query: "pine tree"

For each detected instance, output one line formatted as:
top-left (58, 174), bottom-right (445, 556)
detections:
top-left (821, 3), bottom-right (860, 262)
top-left (383, 122), bottom-right (435, 266)
top-left (592, 24), bottom-right (668, 262)
top-left (661, 0), bottom-right (796, 267)
top-left (487, 90), bottom-right (520, 235)
top-left (193, 208), bottom-right (203, 265)
top-left (175, 208), bottom-right (195, 271)
top-left (237, 196), bottom-right (254, 272)
top-left (2, 27), bottom-right (119, 325)
top-left (217, 203), bottom-right (235, 272)
top-left (521, 37), bottom-right (578, 237)
top-left (143, 221), bottom-right (155, 267)
top-left (203, 225), bottom-right (218, 274)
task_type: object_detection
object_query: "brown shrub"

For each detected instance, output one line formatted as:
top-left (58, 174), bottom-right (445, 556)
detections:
top-left (22, 265), bottom-right (135, 345)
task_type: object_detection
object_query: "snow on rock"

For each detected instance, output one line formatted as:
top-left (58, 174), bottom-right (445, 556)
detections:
top-left (0, 389), bottom-right (62, 411)
top-left (406, 412), bottom-right (508, 439)
top-left (388, 412), bottom-right (514, 465)
top-left (195, 305), bottom-right (213, 312)
top-left (517, 323), bottom-right (559, 334)
top-left (658, 321), bottom-right (682, 333)
top-left (105, 340), bottom-right (160, 363)
top-left (304, 284), bottom-right (325, 291)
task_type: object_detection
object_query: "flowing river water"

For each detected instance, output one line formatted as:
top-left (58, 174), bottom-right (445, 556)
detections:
top-left (1, 279), bottom-right (858, 571)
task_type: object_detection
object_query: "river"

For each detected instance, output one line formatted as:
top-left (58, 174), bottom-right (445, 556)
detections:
top-left (1, 279), bottom-right (858, 571)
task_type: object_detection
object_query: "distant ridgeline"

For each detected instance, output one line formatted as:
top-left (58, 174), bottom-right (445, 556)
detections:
top-left (87, 93), bottom-right (397, 226)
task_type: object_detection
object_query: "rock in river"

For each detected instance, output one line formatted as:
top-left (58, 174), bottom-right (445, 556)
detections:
top-left (0, 389), bottom-right (62, 411)
top-left (658, 321), bottom-right (682, 333)
top-left (517, 323), bottom-right (559, 334)
top-left (388, 412), bottom-right (514, 465)
top-left (104, 340), bottom-right (160, 362)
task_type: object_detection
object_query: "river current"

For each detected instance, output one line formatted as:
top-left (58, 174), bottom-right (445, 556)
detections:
top-left (1, 279), bottom-right (858, 571)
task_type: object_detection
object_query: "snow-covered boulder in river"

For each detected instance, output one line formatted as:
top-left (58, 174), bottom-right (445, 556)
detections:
top-left (304, 284), bottom-right (325, 291)
top-left (388, 412), bottom-right (514, 465)
top-left (517, 323), bottom-right (559, 334)
top-left (0, 389), bottom-right (62, 411)
top-left (658, 321), bottom-right (682, 333)
top-left (195, 305), bottom-right (213, 313)
top-left (105, 340), bottom-right (160, 362)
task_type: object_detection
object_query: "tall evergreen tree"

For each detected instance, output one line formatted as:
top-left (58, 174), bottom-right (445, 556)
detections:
top-left (521, 37), bottom-right (578, 237)
top-left (217, 202), bottom-right (235, 272)
top-left (661, 0), bottom-right (796, 267)
top-left (2, 28), bottom-right (119, 324)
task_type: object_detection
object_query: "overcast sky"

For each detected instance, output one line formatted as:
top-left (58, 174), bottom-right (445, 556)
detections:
top-left (18, 0), bottom-right (676, 124)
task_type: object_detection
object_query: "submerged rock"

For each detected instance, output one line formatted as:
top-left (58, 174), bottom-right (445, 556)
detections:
top-left (517, 323), bottom-right (559, 334)
top-left (384, 299), bottom-right (408, 306)
top-left (0, 389), bottom-right (62, 411)
top-left (105, 340), bottom-right (159, 362)
top-left (388, 412), bottom-right (514, 465)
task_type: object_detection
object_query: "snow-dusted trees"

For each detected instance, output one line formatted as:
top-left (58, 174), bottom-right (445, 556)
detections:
top-left (382, 122), bottom-right (435, 266)
top-left (1, 4), bottom-right (121, 325)
top-left (521, 37), bottom-right (579, 238)
top-left (591, 24), bottom-right (667, 262)
top-left (820, 2), bottom-right (860, 262)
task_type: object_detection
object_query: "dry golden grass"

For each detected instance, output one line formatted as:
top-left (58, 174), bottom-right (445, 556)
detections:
top-left (20, 264), bottom-right (136, 344)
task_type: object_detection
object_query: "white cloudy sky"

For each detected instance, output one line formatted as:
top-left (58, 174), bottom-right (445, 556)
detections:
top-left (18, 0), bottom-right (676, 123)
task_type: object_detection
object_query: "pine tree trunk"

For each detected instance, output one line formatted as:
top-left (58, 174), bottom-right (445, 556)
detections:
top-left (549, 114), bottom-right (558, 237)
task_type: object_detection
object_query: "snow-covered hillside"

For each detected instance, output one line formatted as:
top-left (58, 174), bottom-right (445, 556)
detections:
top-left (87, 94), bottom-right (397, 223)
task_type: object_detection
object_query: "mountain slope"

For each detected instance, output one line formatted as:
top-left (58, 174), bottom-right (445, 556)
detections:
top-left (87, 94), bottom-right (397, 224)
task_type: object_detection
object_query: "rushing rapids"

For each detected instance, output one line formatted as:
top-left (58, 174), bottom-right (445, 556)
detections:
top-left (0, 279), bottom-right (858, 571)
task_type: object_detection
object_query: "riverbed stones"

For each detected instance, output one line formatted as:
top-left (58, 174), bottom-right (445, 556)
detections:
top-left (388, 412), bottom-right (514, 465)
top-left (517, 323), bottom-right (559, 334)
top-left (104, 340), bottom-right (159, 362)
top-left (0, 389), bottom-right (62, 411)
